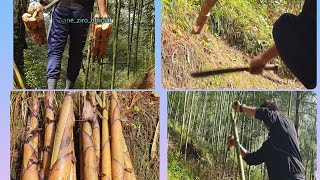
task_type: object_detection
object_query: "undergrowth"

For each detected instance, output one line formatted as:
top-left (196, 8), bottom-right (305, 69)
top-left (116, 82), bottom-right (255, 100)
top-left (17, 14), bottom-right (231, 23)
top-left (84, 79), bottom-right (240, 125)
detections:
top-left (168, 121), bottom-right (267, 180)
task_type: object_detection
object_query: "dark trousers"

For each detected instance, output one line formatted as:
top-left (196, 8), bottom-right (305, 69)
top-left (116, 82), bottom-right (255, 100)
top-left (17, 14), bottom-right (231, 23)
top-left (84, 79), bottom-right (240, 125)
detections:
top-left (273, 13), bottom-right (316, 89)
top-left (47, 6), bottom-right (90, 82)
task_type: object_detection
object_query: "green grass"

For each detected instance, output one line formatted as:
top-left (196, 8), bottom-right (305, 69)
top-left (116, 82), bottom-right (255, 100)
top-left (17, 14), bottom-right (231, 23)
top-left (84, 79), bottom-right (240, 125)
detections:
top-left (210, 0), bottom-right (272, 55)
top-left (168, 152), bottom-right (199, 180)
top-left (168, 120), bottom-right (267, 180)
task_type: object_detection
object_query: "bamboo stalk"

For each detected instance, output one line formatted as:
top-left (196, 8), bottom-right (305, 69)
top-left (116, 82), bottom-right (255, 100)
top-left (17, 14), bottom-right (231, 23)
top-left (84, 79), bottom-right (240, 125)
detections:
top-left (13, 61), bottom-right (26, 89)
top-left (133, 0), bottom-right (143, 76)
top-left (101, 92), bottom-right (112, 180)
top-left (111, 0), bottom-right (121, 89)
top-left (230, 112), bottom-right (245, 180)
top-left (48, 92), bottom-right (75, 180)
top-left (41, 92), bottom-right (56, 179)
top-left (126, 0), bottom-right (132, 79)
top-left (84, 30), bottom-right (92, 89)
top-left (128, 0), bottom-right (138, 78)
top-left (98, 64), bottom-right (103, 89)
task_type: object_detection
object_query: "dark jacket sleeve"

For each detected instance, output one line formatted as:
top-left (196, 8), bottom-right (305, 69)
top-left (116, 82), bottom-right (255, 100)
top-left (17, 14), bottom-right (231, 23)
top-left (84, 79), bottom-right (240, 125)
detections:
top-left (243, 142), bottom-right (267, 165)
top-left (255, 108), bottom-right (278, 127)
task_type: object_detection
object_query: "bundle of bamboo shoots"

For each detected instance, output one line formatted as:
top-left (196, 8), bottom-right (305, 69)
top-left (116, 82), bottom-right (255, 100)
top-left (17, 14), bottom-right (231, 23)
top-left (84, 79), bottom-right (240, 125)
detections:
top-left (22, 2), bottom-right (47, 45)
top-left (19, 92), bottom-right (141, 180)
top-left (92, 15), bottom-right (113, 63)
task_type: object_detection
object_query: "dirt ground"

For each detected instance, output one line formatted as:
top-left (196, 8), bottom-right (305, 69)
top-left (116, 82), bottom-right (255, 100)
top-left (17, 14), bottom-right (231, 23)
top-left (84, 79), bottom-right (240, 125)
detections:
top-left (162, 19), bottom-right (305, 90)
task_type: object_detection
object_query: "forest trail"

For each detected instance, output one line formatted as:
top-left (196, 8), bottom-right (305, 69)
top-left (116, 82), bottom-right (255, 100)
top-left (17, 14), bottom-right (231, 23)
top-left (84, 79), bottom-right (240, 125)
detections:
top-left (162, 18), bottom-right (304, 90)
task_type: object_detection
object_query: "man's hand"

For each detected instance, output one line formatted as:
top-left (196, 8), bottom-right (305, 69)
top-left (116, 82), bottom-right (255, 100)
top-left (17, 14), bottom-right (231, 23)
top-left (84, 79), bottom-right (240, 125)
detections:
top-left (227, 135), bottom-right (249, 158)
top-left (250, 55), bottom-right (267, 74)
top-left (232, 101), bottom-right (241, 112)
top-left (227, 135), bottom-right (235, 148)
top-left (97, 0), bottom-right (109, 19)
top-left (101, 12), bottom-right (109, 19)
top-left (250, 44), bottom-right (279, 74)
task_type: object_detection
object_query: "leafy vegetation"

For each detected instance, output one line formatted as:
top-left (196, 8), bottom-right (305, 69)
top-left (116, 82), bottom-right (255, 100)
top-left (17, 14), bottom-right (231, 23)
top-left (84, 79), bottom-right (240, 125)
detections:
top-left (168, 91), bottom-right (316, 180)
top-left (18, 0), bottom-right (155, 89)
top-left (162, 0), bottom-right (305, 89)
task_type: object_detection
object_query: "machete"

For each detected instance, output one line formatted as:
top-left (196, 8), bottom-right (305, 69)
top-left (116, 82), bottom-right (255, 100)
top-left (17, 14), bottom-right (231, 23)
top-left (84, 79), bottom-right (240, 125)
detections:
top-left (191, 64), bottom-right (279, 78)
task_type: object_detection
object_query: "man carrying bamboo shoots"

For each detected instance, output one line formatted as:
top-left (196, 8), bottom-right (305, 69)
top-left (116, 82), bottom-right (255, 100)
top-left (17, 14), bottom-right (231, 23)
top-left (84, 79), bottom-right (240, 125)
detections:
top-left (193, 0), bottom-right (316, 89)
top-left (227, 101), bottom-right (305, 180)
top-left (46, 0), bottom-right (108, 89)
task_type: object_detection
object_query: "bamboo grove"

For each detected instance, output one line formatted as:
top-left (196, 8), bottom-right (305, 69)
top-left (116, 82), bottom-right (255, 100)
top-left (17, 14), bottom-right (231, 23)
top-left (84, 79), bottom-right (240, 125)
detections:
top-left (10, 91), bottom-right (159, 180)
top-left (168, 91), bottom-right (316, 180)
top-left (14, 0), bottom-right (155, 89)
top-left (84, 0), bottom-right (155, 89)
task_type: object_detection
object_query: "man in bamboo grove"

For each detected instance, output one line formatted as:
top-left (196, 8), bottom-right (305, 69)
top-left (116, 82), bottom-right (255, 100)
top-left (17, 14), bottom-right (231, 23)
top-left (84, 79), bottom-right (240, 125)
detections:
top-left (227, 101), bottom-right (305, 180)
top-left (45, 0), bottom-right (108, 89)
top-left (193, 0), bottom-right (316, 89)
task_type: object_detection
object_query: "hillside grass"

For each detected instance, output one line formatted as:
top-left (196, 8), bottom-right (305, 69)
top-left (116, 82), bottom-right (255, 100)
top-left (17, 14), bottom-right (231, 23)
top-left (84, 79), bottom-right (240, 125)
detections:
top-left (162, 0), bottom-right (304, 89)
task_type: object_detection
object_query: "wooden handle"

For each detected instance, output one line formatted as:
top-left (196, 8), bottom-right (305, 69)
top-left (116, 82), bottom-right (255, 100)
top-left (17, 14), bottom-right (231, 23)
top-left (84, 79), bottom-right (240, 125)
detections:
top-left (263, 64), bottom-right (279, 71)
top-left (44, 0), bottom-right (60, 10)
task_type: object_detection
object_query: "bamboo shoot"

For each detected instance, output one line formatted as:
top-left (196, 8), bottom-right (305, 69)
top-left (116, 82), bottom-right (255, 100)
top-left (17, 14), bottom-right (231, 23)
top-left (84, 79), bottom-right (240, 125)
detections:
top-left (101, 92), bottom-right (112, 180)
top-left (110, 92), bottom-right (125, 179)
top-left (41, 92), bottom-right (56, 179)
top-left (48, 93), bottom-right (75, 180)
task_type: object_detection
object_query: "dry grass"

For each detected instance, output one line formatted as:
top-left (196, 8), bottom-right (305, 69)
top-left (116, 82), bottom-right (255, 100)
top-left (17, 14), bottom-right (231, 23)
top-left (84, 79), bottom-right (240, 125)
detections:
top-left (126, 68), bottom-right (155, 89)
top-left (161, 12), bottom-right (305, 90)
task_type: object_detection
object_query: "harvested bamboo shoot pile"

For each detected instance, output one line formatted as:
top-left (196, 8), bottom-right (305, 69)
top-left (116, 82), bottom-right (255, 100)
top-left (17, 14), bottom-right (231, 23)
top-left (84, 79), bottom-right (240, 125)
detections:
top-left (11, 92), bottom-right (159, 180)
top-left (92, 15), bottom-right (113, 63)
top-left (22, 2), bottom-right (47, 45)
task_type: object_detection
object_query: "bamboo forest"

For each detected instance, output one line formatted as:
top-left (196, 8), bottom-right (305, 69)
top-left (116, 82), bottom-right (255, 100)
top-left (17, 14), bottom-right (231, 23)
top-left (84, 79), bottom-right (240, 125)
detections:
top-left (14, 0), bottom-right (155, 89)
top-left (168, 91), bottom-right (316, 180)
top-left (10, 91), bottom-right (159, 179)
